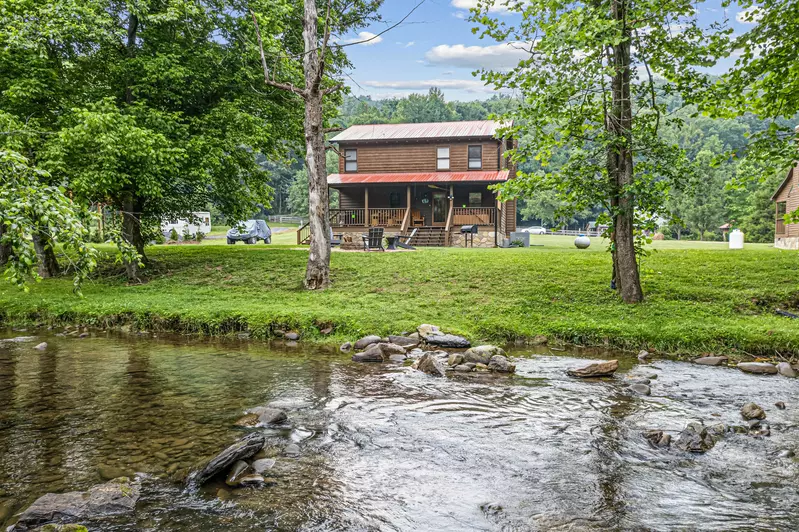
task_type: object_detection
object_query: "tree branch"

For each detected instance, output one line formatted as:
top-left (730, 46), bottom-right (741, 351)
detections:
top-left (315, 0), bottom-right (333, 89)
top-left (323, 126), bottom-right (345, 133)
top-left (322, 83), bottom-right (346, 95)
top-left (251, 10), bottom-right (306, 97)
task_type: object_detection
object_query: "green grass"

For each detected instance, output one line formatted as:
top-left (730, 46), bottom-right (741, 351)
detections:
top-left (1, 235), bottom-right (797, 359)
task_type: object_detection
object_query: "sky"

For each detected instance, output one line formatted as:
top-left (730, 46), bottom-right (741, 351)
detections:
top-left (339, 0), bottom-right (761, 102)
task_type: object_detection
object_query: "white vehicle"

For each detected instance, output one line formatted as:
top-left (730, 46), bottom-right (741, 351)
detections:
top-left (162, 211), bottom-right (212, 239)
top-left (522, 226), bottom-right (547, 235)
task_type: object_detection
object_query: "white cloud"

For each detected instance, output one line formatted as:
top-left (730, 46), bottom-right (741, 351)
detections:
top-left (362, 78), bottom-right (497, 94)
top-left (736, 7), bottom-right (763, 24)
top-left (424, 42), bottom-right (530, 69)
top-left (451, 0), bottom-right (517, 13)
top-left (405, 41), bottom-right (416, 48)
top-left (453, 11), bottom-right (466, 19)
top-left (342, 31), bottom-right (383, 46)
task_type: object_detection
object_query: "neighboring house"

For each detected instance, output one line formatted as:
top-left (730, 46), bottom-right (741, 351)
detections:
top-left (297, 120), bottom-right (517, 247)
top-left (772, 166), bottom-right (799, 250)
top-left (161, 211), bottom-right (211, 239)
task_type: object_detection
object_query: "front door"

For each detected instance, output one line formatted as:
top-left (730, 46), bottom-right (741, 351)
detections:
top-left (432, 192), bottom-right (447, 225)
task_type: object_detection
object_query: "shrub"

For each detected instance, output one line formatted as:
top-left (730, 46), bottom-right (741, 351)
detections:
top-left (169, 228), bottom-right (179, 241)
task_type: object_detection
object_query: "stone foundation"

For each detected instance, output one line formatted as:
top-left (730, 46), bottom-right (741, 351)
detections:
top-left (450, 228), bottom-right (499, 248)
top-left (775, 236), bottom-right (799, 250)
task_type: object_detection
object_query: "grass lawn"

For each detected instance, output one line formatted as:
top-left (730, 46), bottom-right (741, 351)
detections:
top-left (1, 235), bottom-right (797, 358)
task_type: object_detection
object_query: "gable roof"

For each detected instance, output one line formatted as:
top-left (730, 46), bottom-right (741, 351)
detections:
top-left (330, 120), bottom-right (510, 143)
top-left (328, 170), bottom-right (509, 185)
top-left (772, 166), bottom-right (797, 201)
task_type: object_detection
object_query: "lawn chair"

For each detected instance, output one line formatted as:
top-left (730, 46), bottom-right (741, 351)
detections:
top-left (396, 228), bottom-right (417, 250)
top-left (362, 227), bottom-right (385, 251)
top-left (329, 227), bottom-right (342, 247)
top-left (411, 210), bottom-right (425, 227)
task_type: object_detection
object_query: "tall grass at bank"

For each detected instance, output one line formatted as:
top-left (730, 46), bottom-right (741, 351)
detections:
top-left (1, 237), bottom-right (797, 358)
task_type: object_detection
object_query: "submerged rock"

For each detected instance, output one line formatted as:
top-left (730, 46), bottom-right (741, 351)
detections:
top-left (628, 383), bottom-right (651, 396)
top-left (413, 353), bottom-right (447, 377)
top-left (529, 335), bottom-right (548, 346)
top-left (741, 402), bottom-right (766, 421)
top-left (643, 430), bottom-right (671, 448)
top-left (567, 359), bottom-right (619, 378)
top-left (190, 433), bottom-right (266, 487)
top-left (675, 423), bottom-right (716, 453)
top-left (246, 407), bottom-right (287, 425)
top-left (463, 345), bottom-right (505, 365)
top-left (33, 342), bottom-right (48, 351)
top-left (776, 362), bottom-right (796, 378)
top-left (284, 332), bottom-right (300, 341)
top-left (353, 335), bottom-right (382, 350)
top-left (737, 362), bottom-right (777, 374)
top-left (775, 401), bottom-right (787, 410)
top-left (14, 477), bottom-right (139, 530)
top-left (637, 350), bottom-right (650, 361)
top-left (448, 353), bottom-right (464, 367)
top-left (693, 356), bottom-right (728, 366)
top-left (251, 458), bottom-right (276, 474)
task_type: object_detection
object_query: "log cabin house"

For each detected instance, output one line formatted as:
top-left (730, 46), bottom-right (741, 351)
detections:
top-left (773, 165), bottom-right (799, 250)
top-left (297, 120), bottom-right (517, 247)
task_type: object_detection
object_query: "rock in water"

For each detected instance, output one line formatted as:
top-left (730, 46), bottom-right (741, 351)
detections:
top-left (14, 477), bottom-right (139, 530)
top-left (225, 460), bottom-right (251, 487)
top-left (353, 335), bottom-right (382, 350)
top-left (412, 353), bottom-right (447, 377)
top-left (245, 407), bottom-right (287, 425)
top-left (488, 355), bottom-right (516, 373)
top-left (416, 324), bottom-right (440, 337)
top-left (448, 353), bottom-right (464, 366)
top-left (643, 430), bottom-right (671, 448)
top-left (693, 356), bottom-right (728, 366)
top-left (352, 342), bottom-right (406, 363)
top-left (388, 335), bottom-right (420, 348)
top-left (251, 458), bottom-right (276, 474)
top-left (628, 383), bottom-right (651, 396)
top-left (567, 360), bottom-right (619, 378)
top-left (33, 342), bottom-right (48, 351)
top-left (190, 433), bottom-right (266, 487)
top-left (637, 350), bottom-right (650, 361)
top-left (675, 423), bottom-right (716, 453)
top-left (776, 362), bottom-right (796, 378)
top-left (284, 332), bottom-right (300, 341)
top-left (737, 362), bottom-right (777, 374)
top-left (775, 401), bottom-right (786, 410)
top-left (741, 402), bottom-right (766, 420)
top-left (339, 342), bottom-right (352, 352)
top-left (423, 333), bottom-right (471, 349)
top-left (463, 345), bottom-right (505, 365)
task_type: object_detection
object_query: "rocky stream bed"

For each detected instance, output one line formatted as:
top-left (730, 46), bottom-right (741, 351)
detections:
top-left (0, 329), bottom-right (797, 530)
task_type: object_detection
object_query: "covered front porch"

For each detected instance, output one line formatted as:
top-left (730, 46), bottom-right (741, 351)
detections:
top-left (331, 182), bottom-right (500, 233)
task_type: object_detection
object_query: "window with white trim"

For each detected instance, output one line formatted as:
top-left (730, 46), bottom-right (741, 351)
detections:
top-left (345, 149), bottom-right (357, 172)
top-left (437, 146), bottom-right (450, 170)
top-left (468, 145), bottom-right (483, 169)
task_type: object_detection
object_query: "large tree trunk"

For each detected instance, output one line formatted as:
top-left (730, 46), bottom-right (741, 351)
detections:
top-left (122, 193), bottom-right (147, 280)
top-left (301, 0), bottom-right (331, 290)
top-left (606, 0), bottom-right (643, 304)
top-left (32, 230), bottom-right (59, 278)
top-left (0, 223), bottom-right (11, 268)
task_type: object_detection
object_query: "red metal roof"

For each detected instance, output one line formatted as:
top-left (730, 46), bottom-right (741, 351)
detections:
top-left (328, 170), bottom-right (510, 185)
top-left (330, 120), bottom-right (510, 143)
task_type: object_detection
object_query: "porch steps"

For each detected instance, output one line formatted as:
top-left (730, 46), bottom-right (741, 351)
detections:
top-left (409, 227), bottom-right (447, 247)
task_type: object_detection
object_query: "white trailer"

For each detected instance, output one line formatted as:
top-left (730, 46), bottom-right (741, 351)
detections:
top-left (162, 212), bottom-right (212, 239)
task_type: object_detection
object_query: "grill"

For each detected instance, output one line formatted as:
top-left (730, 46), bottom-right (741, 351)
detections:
top-left (460, 225), bottom-right (478, 247)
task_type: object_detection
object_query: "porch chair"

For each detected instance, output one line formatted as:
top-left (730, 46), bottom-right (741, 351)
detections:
top-left (411, 210), bottom-right (425, 227)
top-left (362, 227), bottom-right (385, 252)
top-left (396, 228), bottom-right (417, 250)
top-left (329, 227), bottom-right (342, 247)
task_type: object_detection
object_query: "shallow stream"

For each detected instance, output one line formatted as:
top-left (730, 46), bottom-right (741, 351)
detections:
top-left (0, 331), bottom-right (797, 530)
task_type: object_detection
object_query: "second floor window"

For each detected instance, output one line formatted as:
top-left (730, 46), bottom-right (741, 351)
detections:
top-left (468, 145), bottom-right (482, 169)
top-left (437, 147), bottom-right (450, 170)
top-left (777, 201), bottom-right (787, 216)
top-left (345, 149), bottom-right (357, 172)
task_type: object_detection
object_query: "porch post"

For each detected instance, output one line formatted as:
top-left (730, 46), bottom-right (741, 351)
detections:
top-left (364, 187), bottom-right (369, 227)
top-left (401, 185), bottom-right (411, 233)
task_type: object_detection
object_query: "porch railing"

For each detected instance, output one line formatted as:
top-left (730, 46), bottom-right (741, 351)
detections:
top-left (367, 208), bottom-right (406, 227)
top-left (330, 208), bottom-right (366, 227)
top-left (776, 218), bottom-right (786, 235)
top-left (452, 207), bottom-right (496, 226)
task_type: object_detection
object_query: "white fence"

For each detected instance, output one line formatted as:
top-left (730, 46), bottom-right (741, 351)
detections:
top-left (268, 215), bottom-right (305, 225)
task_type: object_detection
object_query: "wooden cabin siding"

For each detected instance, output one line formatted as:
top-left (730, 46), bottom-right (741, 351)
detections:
top-left (339, 188), bottom-right (364, 209)
top-left (775, 168), bottom-right (799, 237)
top-left (338, 140), bottom-right (501, 174)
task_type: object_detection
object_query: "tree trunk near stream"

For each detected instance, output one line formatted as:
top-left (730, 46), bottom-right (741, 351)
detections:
top-left (607, 0), bottom-right (643, 303)
top-left (32, 230), bottom-right (59, 278)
